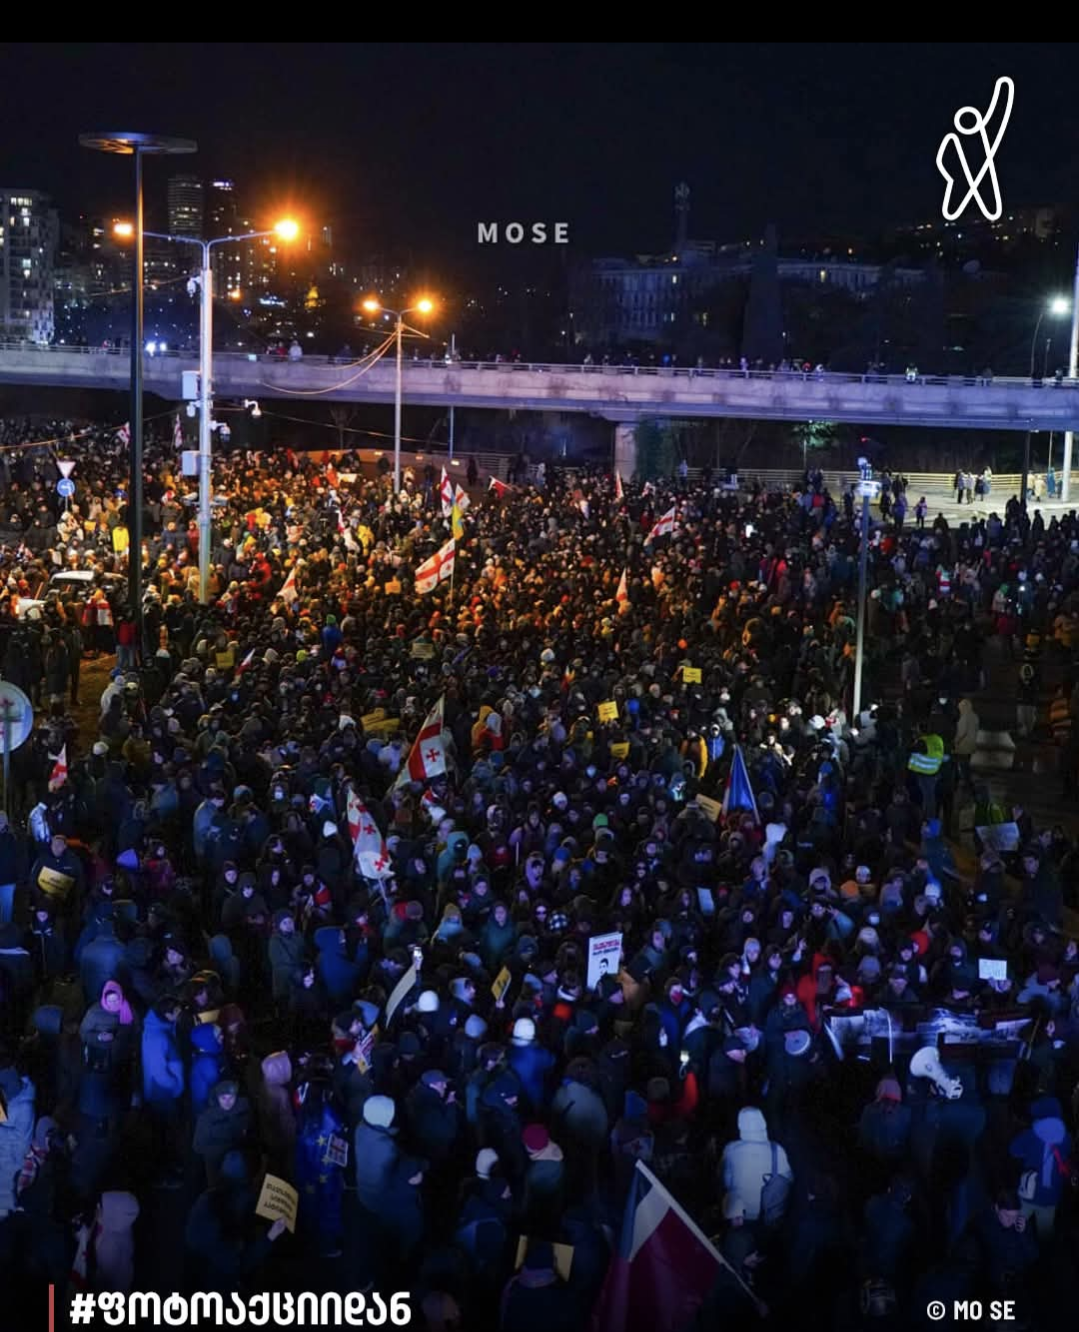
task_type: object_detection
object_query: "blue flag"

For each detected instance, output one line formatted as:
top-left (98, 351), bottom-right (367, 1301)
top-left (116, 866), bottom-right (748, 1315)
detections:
top-left (721, 745), bottom-right (759, 822)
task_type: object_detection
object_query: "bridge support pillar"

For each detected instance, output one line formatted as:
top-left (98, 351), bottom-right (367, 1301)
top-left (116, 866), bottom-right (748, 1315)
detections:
top-left (613, 421), bottom-right (638, 480)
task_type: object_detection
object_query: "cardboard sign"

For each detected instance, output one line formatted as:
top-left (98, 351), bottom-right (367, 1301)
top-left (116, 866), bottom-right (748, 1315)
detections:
top-left (255, 1173), bottom-right (299, 1233)
top-left (37, 866), bottom-right (74, 899)
top-left (609, 741), bottom-right (630, 761)
top-left (194, 1009), bottom-right (221, 1027)
top-left (491, 966), bottom-right (512, 1003)
top-left (360, 709), bottom-right (386, 729)
top-left (215, 650), bottom-right (234, 670)
top-left (978, 958), bottom-right (1008, 982)
top-left (681, 666), bottom-right (702, 684)
top-left (515, 1236), bottom-right (573, 1282)
top-left (695, 794), bottom-right (723, 823)
top-left (385, 579), bottom-right (403, 596)
top-left (597, 700), bottom-right (619, 723)
top-left (975, 822), bottom-right (1020, 853)
top-left (410, 641), bottom-right (436, 660)
top-left (586, 931), bottom-right (623, 990)
top-left (385, 962), bottom-right (418, 1025)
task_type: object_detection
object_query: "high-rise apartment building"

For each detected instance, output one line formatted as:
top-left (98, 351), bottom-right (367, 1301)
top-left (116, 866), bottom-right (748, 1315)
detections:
top-left (0, 188), bottom-right (58, 342)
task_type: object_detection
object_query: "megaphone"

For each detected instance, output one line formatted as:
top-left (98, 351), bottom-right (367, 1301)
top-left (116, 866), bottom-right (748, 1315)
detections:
top-left (909, 1045), bottom-right (963, 1100)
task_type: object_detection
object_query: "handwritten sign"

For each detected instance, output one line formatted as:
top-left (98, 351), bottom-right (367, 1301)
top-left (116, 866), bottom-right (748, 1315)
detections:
top-left (682, 666), bottom-right (702, 684)
top-left (975, 822), bottom-right (1020, 853)
top-left (597, 701), bottom-right (619, 724)
top-left (410, 641), bottom-right (436, 660)
top-left (36, 867), bottom-right (74, 899)
top-left (491, 966), bottom-right (512, 1003)
top-left (215, 651), bottom-right (234, 670)
top-left (609, 741), bottom-right (630, 761)
top-left (255, 1173), bottom-right (299, 1233)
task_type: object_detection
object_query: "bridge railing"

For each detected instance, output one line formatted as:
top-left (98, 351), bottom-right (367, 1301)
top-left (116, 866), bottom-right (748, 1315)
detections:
top-left (2, 341), bottom-right (1079, 392)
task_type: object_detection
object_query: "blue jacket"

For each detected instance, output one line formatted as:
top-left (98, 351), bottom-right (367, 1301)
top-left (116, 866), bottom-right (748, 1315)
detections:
top-left (0, 1073), bottom-right (35, 1216)
top-left (141, 1009), bottom-right (185, 1107)
top-left (508, 1042), bottom-right (555, 1113)
top-left (190, 1024), bottom-right (225, 1115)
top-left (1010, 1097), bottom-right (1072, 1206)
top-left (314, 926), bottom-right (360, 1004)
top-left (79, 927), bottom-right (125, 1005)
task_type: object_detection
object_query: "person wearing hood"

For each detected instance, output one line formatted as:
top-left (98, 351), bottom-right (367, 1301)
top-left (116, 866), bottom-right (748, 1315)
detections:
top-left (720, 1106), bottom-right (793, 1224)
top-left (91, 1190), bottom-right (140, 1293)
top-left (0, 1063), bottom-right (36, 1218)
top-left (953, 698), bottom-right (979, 791)
top-left (257, 1051), bottom-right (296, 1179)
top-left (456, 1148), bottom-right (512, 1301)
top-left (190, 1023), bottom-right (227, 1115)
top-left (194, 1079), bottom-right (250, 1186)
top-left (314, 925), bottom-right (361, 1004)
top-left (140, 996), bottom-right (185, 1183)
top-left (354, 1094), bottom-right (426, 1273)
top-left (185, 1149), bottom-right (287, 1292)
top-left (78, 916), bottom-right (125, 1007)
top-left (1008, 1096), bottom-right (1072, 1237)
top-left (550, 1057), bottom-right (610, 1154)
top-left (268, 910), bottom-right (304, 1005)
top-left (479, 900), bottom-right (517, 973)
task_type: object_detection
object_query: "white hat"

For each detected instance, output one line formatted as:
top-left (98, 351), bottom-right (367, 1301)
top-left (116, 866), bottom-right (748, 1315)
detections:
top-left (93, 741), bottom-right (109, 757)
top-left (475, 1148), bottom-right (499, 1179)
top-left (417, 989), bottom-right (440, 1013)
top-left (362, 1095), bottom-right (395, 1129)
top-left (512, 1017), bottom-right (536, 1046)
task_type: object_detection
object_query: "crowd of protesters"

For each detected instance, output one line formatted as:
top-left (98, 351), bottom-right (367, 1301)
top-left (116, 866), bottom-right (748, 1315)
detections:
top-left (0, 416), bottom-right (1077, 1331)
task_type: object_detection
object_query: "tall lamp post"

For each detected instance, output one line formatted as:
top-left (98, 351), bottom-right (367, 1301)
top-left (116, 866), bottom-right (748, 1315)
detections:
top-left (1063, 244), bottom-right (1079, 505)
top-left (116, 220), bottom-right (299, 603)
top-left (851, 456), bottom-right (879, 721)
top-left (1021, 295), bottom-right (1070, 512)
top-left (79, 132), bottom-right (196, 651)
top-left (361, 298), bottom-right (435, 493)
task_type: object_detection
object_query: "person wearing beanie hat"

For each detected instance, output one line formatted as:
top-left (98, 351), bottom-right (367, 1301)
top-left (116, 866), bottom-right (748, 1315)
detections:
top-left (508, 1017), bottom-right (555, 1114)
top-left (416, 989), bottom-right (440, 1014)
top-left (464, 1013), bottom-right (488, 1041)
top-left (521, 1122), bottom-right (565, 1233)
top-left (354, 1094), bottom-right (426, 1259)
top-left (857, 1073), bottom-right (913, 1170)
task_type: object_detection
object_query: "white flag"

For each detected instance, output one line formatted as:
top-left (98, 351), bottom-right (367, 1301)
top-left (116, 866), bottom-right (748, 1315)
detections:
top-left (415, 538), bottom-right (455, 595)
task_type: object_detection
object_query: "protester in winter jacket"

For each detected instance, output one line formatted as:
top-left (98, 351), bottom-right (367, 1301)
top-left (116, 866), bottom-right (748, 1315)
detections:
top-left (193, 1080), bottom-right (250, 1186)
top-left (314, 925), bottom-right (361, 1004)
top-left (190, 1024), bottom-right (227, 1116)
top-left (1009, 1096), bottom-right (1072, 1237)
top-left (268, 911), bottom-right (304, 1003)
top-left (257, 1051), bottom-right (296, 1178)
top-left (141, 998), bottom-right (185, 1108)
top-left (507, 1018), bottom-right (555, 1114)
top-left (0, 1064), bottom-right (36, 1218)
top-left (354, 1095), bottom-right (426, 1261)
top-left (720, 1106), bottom-right (793, 1223)
top-left (184, 1150), bottom-right (286, 1292)
top-left (405, 1069), bottom-right (461, 1163)
top-left (91, 1191), bottom-right (140, 1293)
top-left (78, 918), bottom-right (125, 1006)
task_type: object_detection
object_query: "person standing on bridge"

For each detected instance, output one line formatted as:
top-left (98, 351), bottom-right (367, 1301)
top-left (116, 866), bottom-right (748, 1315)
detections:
top-left (914, 497), bottom-right (927, 529)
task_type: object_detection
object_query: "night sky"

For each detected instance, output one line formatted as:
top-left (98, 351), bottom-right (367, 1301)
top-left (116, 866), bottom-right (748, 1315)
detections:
top-left (6, 43), bottom-right (1078, 263)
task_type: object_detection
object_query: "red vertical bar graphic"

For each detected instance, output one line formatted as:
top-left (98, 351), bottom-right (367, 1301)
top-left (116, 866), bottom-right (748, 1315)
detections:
top-left (49, 1283), bottom-right (55, 1332)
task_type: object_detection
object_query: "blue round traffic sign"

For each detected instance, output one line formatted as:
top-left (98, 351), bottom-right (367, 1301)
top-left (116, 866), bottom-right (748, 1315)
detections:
top-left (57, 478), bottom-right (75, 498)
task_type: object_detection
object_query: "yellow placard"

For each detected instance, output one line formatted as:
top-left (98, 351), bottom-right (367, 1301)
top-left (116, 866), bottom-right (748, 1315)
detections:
top-left (696, 795), bottom-right (723, 822)
top-left (255, 1173), bottom-right (299, 1233)
top-left (215, 650), bottom-right (234, 670)
top-left (491, 966), bottom-right (512, 1003)
top-left (597, 701), bottom-right (619, 723)
top-left (410, 641), bottom-right (436, 660)
top-left (515, 1236), bottom-right (574, 1282)
top-left (194, 1009), bottom-right (221, 1026)
top-left (385, 579), bottom-right (403, 595)
top-left (360, 709), bottom-right (386, 729)
top-left (609, 741), bottom-right (630, 761)
top-left (682, 666), bottom-right (702, 684)
top-left (112, 526), bottom-right (129, 554)
top-left (37, 867), bottom-right (75, 899)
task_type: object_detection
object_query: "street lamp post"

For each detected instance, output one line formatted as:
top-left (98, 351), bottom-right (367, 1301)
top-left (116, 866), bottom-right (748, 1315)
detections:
top-left (79, 132), bottom-right (196, 650)
top-left (128, 221), bottom-right (298, 603)
top-left (1021, 296), bottom-right (1070, 512)
top-left (1063, 244), bottom-right (1079, 504)
top-left (852, 456), bottom-right (877, 721)
top-left (361, 299), bottom-right (434, 493)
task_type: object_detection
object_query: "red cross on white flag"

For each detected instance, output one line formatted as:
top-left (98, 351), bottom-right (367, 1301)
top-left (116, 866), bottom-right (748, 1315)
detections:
top-left (395, 697), bottom-right (447, 788)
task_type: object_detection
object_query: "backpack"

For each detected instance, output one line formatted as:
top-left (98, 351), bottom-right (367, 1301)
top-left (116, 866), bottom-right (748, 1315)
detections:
top-left (759, 1142), bottom-right (791, 1227)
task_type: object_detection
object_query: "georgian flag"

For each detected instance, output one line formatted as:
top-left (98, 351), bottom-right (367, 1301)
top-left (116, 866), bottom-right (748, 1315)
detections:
top-left (236, 648), bottom-right (257, 675)
top-left (488, 477), bottom-right (511, 499)
top-left (440, 467), bottom-right (453, 516)
top-left (615, 471), bottom-right (624, 502)
top-left (279, 566), bottom-right (299, 604)
top-left (453, 483), bottom-right (470, 512)
top-left (395, 698), bottom-right (447, 788)
top-left (49, 745), bottom-right (68, 792)
top-left (116, 422), bottom-right (130, 446)
top-left (415, 538), bottom-right (455, 595)
top-left (616, 568), bottom-right (630, 605)
top-left (347, 786), bottom-right (392, 879)
top-left (644, 506), bottom-right (677, 544)
top-left (421, 789), bottom-right (447, 824)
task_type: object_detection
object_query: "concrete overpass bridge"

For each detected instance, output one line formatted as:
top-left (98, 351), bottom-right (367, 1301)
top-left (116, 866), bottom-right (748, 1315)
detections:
top-left (3, 343), bottom-right (1079, 480)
